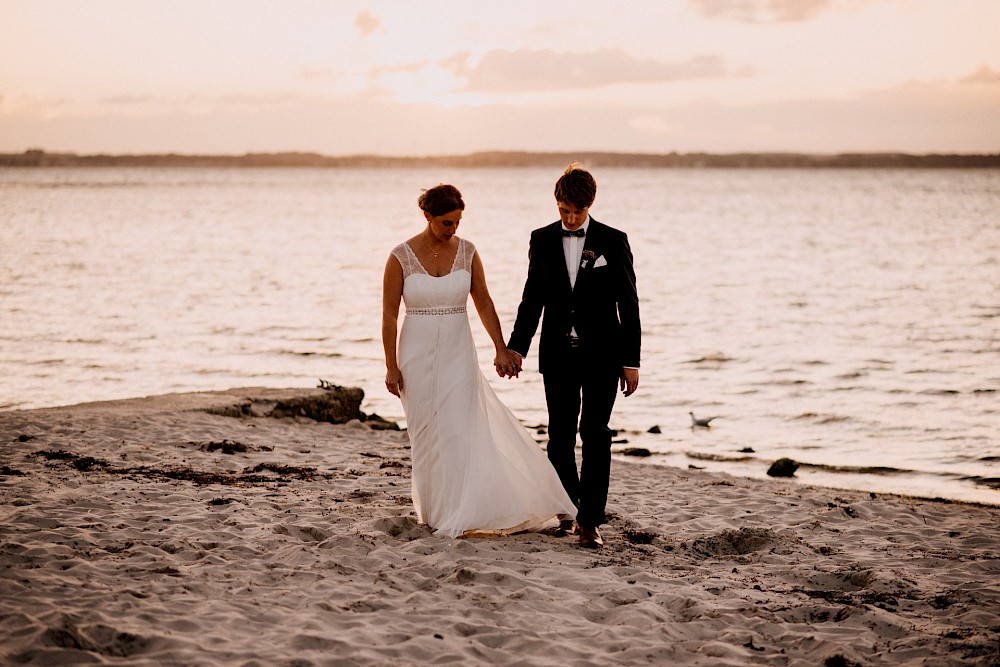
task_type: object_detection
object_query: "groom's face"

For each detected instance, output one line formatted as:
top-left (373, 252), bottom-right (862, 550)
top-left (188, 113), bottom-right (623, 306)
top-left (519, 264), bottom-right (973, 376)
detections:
top-left (558, 201), bottom-right (589, 231)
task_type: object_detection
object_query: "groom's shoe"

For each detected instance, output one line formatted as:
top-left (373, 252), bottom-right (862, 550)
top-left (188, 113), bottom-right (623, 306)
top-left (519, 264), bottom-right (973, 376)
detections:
top-left (543, 517), bottom-right (578, 537)
top-left (578, 525), bottom-right (604, 549)
top-left (558, 518), bottom-right (579, 536)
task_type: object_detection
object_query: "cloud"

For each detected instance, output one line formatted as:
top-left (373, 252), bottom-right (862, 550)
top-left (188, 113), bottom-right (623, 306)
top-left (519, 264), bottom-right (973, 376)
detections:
top-left (94, 92), bottom-right (319, 114)
top-left (463, 49), bottom-right (738, 92)
top-left (2, 93), bottom-right (71, 117)
top-left (298, 67), bottom-right (335, 82)
top-left (354, 10), bottom-right (382, 37)
top-left (689, 0), bottom-right (836, 23)
top-left (3, 74), bottom-right (997, 155)
top-left (366, 52), bottom-right (475, 94)
top-left (371, 60), bottom-right (434, 78)
top-left (961, 65), bottom-right (1000, 85)
top-left (100, 94), bottom-right (156, 105)
top-left (439, 52), bottom-right (473, 79)
top-left (212, 93), bottom-right (307, 107)
top-left (369, 52), bottom-right (471, 84)
top-left (628, 78), bottom-right (1000, 153)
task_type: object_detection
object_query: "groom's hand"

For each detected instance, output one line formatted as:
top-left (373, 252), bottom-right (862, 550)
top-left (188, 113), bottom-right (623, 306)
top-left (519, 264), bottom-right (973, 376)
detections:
top-left (620, 368), bottom-right (639, 397)
top-left (508, 351), bottom-right (523, 379)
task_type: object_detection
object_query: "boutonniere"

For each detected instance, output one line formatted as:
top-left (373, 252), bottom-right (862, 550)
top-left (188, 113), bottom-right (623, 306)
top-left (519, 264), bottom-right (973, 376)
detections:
top-left (581, 250), bottom-right (596, 269)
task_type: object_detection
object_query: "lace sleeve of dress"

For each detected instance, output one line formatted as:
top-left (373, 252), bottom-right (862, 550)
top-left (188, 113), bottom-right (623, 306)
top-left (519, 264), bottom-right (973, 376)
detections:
top-left (457, 237), bottom-right (477, 273)
top-left (391, 242), bottom-right (424, 279)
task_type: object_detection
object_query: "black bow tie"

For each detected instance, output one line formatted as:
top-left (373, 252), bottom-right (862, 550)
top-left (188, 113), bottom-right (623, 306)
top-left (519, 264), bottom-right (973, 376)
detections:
top-left (562, 228), bottom-right (586, 237)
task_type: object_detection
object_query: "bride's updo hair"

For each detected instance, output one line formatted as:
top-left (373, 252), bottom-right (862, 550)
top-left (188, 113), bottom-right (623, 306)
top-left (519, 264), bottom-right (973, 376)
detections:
top-left (418, 184), bottom-right (465, 216)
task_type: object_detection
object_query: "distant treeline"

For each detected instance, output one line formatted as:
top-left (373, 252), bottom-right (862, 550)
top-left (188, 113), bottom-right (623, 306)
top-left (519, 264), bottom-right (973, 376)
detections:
top-left (3, 149), bottom-right (999, 169)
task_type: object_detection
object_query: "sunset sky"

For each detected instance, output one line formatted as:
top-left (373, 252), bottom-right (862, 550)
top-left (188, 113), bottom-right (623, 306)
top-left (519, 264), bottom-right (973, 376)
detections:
top-left (2, 0), bottom-right (998, 156)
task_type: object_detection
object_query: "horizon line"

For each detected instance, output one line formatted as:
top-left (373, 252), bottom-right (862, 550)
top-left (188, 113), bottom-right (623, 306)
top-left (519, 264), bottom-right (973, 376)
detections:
top-left (6, 148), bottom-right (1000, 159)
top-left (3, 148), bottom-right (999, 169)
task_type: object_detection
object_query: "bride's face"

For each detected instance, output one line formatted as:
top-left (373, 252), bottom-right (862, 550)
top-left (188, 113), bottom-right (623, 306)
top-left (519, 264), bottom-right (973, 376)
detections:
top-left (425, 209), bottom-right (462, 242)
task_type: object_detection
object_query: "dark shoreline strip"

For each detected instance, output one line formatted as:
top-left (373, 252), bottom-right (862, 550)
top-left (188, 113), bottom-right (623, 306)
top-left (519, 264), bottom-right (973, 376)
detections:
top-left (4, 149), bottom-right (1000, 169)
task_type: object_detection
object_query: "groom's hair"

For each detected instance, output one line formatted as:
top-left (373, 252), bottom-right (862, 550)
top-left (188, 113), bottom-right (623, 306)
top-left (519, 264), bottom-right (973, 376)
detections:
top-left (554, 162), bottom-right (596, 209)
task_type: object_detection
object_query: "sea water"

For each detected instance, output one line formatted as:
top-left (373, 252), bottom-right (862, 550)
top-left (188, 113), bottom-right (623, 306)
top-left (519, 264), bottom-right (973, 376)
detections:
top-left (2, 166), bottom-right (998, 504)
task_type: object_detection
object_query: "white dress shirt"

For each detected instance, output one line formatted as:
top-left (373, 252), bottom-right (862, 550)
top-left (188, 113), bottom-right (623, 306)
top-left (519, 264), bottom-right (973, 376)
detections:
top-left (562, 216), bottom-right (590, 290)
top-left (562, 217), bottom-right (590, 338)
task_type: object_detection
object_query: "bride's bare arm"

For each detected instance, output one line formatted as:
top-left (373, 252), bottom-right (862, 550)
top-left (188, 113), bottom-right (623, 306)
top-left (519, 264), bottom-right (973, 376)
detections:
top-left (382, 255), bottom-right (404, 396)
top-left (469, 251), bottom-right (519, 376)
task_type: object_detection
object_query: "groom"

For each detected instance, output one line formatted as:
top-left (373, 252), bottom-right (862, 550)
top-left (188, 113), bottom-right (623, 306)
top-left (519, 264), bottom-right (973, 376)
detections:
top-left (507, 163), bottom-right (640, 549)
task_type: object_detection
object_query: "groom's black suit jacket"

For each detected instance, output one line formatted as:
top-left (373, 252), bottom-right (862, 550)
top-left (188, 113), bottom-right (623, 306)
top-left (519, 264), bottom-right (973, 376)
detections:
top-left (508, 219), bottom-right (640, 374)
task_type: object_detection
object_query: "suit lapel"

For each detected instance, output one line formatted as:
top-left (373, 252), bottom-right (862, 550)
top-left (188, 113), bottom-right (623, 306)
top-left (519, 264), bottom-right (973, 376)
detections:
top-left (547, 222), bottom-right (573, 293)
top-left (574, 219), bottom-right (601, 293)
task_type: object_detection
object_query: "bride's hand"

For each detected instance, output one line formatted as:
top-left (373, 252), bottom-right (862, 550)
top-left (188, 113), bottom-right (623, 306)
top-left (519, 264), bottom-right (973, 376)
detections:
top-left (494, 348), bottom-right (522, 378)
top-left (385, 367), bottom-right (404, 397)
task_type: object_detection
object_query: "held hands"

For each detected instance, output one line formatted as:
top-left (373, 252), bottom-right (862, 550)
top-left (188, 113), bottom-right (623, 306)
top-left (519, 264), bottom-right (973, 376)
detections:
top-left (494, 348), bottom-right (523, 379)
top-left (385, 367), bottom-right (404, 397)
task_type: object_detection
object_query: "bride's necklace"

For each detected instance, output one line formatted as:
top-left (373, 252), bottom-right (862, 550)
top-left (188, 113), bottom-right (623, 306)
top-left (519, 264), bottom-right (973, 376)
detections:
top-left (423, 235), bottom-right (446, 259)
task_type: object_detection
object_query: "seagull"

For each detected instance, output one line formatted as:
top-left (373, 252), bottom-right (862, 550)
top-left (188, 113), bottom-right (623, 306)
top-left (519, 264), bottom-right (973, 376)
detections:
top-left (689, 411), bottom-right (719, 428)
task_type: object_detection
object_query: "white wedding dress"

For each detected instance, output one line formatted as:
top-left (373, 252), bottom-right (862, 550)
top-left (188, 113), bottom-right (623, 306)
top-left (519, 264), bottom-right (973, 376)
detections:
top-left (391, 238), bottom-right (577, 538)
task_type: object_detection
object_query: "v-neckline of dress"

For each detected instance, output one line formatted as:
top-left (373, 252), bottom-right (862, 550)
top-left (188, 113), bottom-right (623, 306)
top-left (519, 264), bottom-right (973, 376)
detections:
top-left (406, 239), bottom-right (462, 278)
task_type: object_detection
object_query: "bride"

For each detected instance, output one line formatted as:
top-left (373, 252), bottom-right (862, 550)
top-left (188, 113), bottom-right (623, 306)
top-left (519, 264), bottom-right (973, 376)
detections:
top-left (381, 184), bottom-right (577, 538)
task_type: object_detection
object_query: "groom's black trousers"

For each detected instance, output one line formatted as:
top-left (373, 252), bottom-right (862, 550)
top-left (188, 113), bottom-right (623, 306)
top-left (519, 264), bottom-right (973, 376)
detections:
top-left (542, 357), bottom-right (619, 528)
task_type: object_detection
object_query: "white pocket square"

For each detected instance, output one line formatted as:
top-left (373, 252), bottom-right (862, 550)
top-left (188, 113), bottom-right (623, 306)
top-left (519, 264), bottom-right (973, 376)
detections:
top-left (593, 255), bottom-right (608, 268)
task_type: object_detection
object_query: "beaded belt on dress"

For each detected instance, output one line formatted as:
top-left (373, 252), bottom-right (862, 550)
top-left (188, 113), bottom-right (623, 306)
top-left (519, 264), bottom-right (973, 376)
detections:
top-left (406, 306), bottom-right (467, 315)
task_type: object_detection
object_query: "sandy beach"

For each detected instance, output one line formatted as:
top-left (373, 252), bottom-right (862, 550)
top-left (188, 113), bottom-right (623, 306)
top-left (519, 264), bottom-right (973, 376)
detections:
top-left (2, 387), bottom-right (998, 666)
